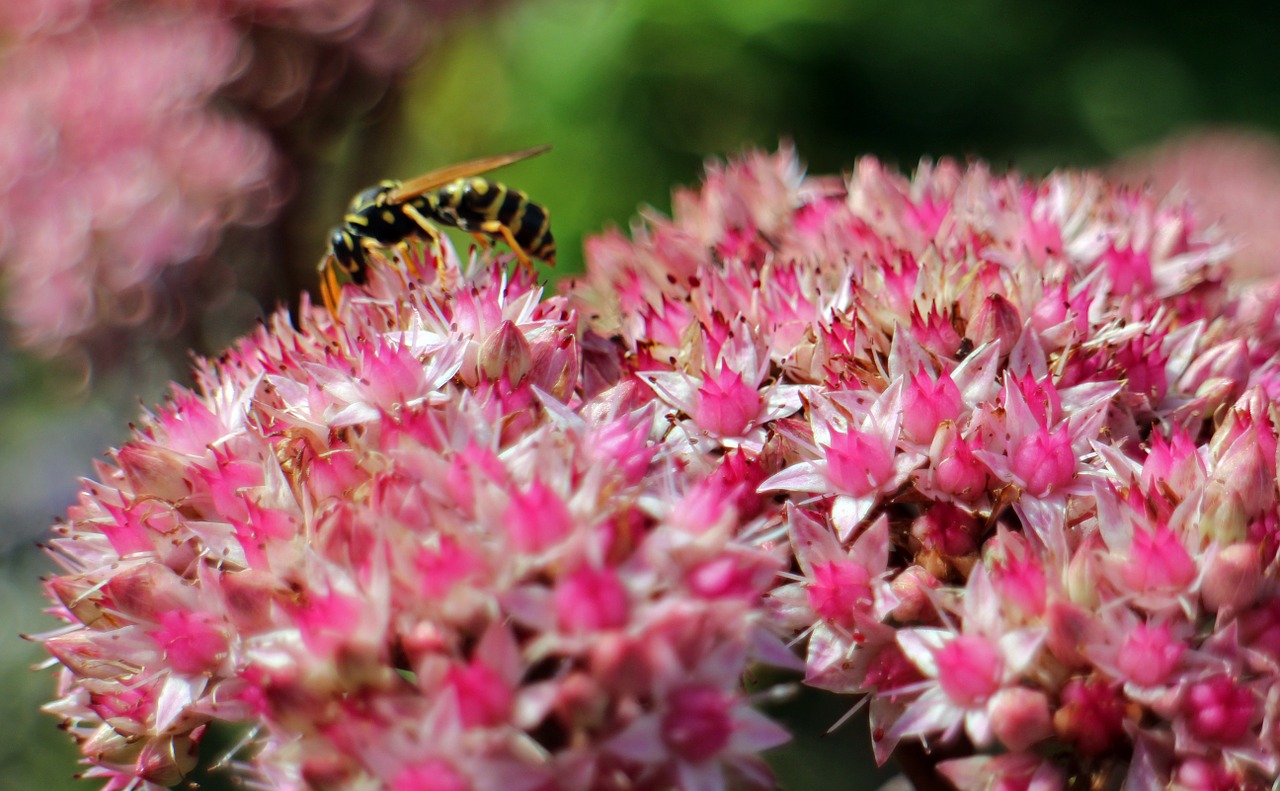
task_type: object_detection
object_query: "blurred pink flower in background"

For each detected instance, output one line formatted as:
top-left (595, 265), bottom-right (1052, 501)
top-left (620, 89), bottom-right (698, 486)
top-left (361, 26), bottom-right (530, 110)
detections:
top-left (37, 143), bottom-right (1280, 790)
top-left (1112, 128), bottom-right (1280, 283)
top-left (0, 0), bottom-right (474, 354)
top-left (0, 15), bottom-right (275, 352)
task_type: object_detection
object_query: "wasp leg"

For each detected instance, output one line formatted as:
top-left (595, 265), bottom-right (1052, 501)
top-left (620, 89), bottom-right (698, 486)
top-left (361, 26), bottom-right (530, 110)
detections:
top-left (320, 258), bottom-right (342, 318)
top-left (400, 204), bottom-right (446, 280)
top-left (477, 221), bottom-right (534, 272)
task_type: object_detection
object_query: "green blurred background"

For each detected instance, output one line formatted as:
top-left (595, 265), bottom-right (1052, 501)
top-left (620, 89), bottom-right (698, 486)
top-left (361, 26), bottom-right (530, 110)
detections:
top-left (4, 0), bottom-right (1279, 787)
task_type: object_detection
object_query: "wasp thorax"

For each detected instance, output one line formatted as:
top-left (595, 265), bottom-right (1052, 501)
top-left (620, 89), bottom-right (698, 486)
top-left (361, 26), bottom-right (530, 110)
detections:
top-left (348, 183), bottom-right (395, 213)
top-left (438, 181), bottom-right (465, 201)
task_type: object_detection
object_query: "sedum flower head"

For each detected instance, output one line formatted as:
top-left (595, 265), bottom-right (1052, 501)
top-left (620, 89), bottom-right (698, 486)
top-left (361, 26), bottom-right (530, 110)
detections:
top-left (37, 245), bottom-right (791, 791)
top-left (39, 143), bottom-right (1280, 791)
top-left (574, 145), bottom-right (1280, 788)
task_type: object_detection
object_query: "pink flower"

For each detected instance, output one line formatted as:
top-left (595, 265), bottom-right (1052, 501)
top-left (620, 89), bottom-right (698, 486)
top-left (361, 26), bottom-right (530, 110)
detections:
top-left (901, 366), bottom-right (964, 445)
top-left (1115, 621), bottom-right (1186, 688)
top-left (1010, 424), bottom-right (1075, 496)
top-left (1120, 524), bottom-right (1197, 593)
top-left (825, 427), bottom-right (897, 497)
top-left (890, 568), bottom-right (1045, 750)
top-left (1182, 675), bottom-right (1256, 746)
top-left (1054, 678), bottom-right (1129, 756)
top-left (694, 366), bottom-right (764, 438)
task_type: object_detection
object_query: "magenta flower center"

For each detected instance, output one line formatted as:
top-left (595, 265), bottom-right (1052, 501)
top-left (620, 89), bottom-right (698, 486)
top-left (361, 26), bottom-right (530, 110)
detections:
top-left (1010, 425), bottom-right (1074, 496)
top-left (148, 610), bottom-right (227, 674)
top-left (445, 661), bottom-right (513, 728)
top-left (1116, 622), bottom-right (1184, 687)
top-left (556, 567), bottom-right (630, 633)
top-left (807, 560), bottom-right (874, 628)
top-left (825, 429), bottom-right (895, 497)
top-left (1121, 525), bottom-right (1196, 592)
top-left (935, 635), bottom-right (1003, 706)
top-left (661, 684), bottom-right (733, 762)
top-left (505, 480), bottom-right (573, 552)
top-left (693, 367), bottom-right (761, 438)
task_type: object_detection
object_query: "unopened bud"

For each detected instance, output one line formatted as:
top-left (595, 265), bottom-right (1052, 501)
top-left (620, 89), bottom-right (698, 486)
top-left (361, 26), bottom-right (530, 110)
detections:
top-left (478, 320), bottom-right (532, 383)
top-left (989, 687), bottom-right (1053, 751)
top-left (1202, 543), bottom-right (1263, 612)
top-left (969, 294), bottom-right (1022, 356)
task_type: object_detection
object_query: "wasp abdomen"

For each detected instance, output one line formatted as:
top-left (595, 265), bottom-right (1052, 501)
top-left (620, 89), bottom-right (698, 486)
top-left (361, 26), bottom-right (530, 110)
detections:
top-left (429, 178), bottom-right (555, 265)
top-left (513, 202), bottom-right (555, 262)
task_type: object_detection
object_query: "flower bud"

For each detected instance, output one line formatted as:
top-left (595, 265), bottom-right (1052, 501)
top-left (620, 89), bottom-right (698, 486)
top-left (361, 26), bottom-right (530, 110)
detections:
top-left (968, 293), bottom-right (1022, 356)
top-left (889, 565), bottom-right (942, 622)
top-left (1201, 543), bottom-right (1263, 612)
top-left (1199, 489), bottom-right (1249, 545)
top-left (478, 320), bottom-right (532, 384)
top-left (929, 423), bottom-right (990, 499)
top-left (988, 687), bottom-right (1053, 751)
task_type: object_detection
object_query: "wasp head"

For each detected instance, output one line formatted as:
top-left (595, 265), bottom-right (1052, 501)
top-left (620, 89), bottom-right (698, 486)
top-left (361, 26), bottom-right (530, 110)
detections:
top-left (328, 226), bottom-right (366, 277)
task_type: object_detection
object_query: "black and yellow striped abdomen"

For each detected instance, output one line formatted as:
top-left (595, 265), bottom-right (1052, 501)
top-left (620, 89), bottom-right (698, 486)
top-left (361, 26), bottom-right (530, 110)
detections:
top-left (425, 178), bottom-right (556, 264)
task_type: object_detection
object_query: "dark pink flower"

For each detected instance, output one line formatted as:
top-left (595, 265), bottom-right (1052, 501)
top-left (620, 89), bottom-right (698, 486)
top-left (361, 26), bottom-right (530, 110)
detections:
top-left (1054, 678), bottom-right (1129, 757)
top-left (1182, 675), bottom-right (1256, 746)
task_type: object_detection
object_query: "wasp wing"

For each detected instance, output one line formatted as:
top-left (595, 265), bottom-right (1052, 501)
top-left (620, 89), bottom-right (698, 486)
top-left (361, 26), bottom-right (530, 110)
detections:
top-left (387, 145), bottom-right (551, 203)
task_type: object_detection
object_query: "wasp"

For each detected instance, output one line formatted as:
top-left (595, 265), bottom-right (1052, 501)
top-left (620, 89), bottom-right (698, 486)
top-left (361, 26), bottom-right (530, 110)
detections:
top-left (320, 145), bottom-right (556, 314)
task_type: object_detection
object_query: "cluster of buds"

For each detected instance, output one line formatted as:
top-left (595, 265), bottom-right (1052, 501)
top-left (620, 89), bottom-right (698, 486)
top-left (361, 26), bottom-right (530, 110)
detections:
top-left (38, 144), bottom-right (1280, 790)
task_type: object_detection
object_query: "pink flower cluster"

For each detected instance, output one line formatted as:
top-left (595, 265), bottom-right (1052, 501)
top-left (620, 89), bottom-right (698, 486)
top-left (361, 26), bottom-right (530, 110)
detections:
top-left (37, 248), bottom-right (790, 791)
top-left (574, 147), bottom-right (1280, 788)
top-left (38, 145), bottom-right (1280, 790)
top-left (0, 0), bottom-right (463, 352)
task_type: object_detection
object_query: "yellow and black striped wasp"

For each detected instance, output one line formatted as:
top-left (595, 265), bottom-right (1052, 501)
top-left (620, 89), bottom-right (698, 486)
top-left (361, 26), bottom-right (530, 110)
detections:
top-left (319, 145), bottom-right (556, 314)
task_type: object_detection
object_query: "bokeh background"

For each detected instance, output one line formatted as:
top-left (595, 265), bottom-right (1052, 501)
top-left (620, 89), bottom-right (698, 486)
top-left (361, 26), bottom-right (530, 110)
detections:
top-left (3, 0), bottom-right (1280, 787)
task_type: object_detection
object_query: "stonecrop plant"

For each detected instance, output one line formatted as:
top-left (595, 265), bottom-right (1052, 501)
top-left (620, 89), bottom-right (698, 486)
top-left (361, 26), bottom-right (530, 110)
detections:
top-left (37, 145), bottom-right (1280, 791)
